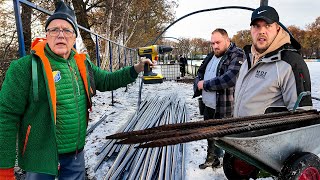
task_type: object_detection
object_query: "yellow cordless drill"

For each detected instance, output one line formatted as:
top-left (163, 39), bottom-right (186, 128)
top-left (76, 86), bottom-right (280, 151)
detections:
top-left (137, 45), bottom-right (173, 84)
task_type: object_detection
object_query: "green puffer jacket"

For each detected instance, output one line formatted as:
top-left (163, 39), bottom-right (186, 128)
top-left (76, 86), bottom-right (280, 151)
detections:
top-left (46, 45), bottom-right (88, 154)
top-left (0, 40), bottom-right (138, 175)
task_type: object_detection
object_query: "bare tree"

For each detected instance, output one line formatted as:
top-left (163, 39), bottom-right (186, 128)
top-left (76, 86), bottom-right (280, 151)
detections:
top-left (71, 0), bottom-right (98, 64)
top-left (306, 17), bottom-right (320, 58)
top-left (21, 1), bottom-right (32, 53)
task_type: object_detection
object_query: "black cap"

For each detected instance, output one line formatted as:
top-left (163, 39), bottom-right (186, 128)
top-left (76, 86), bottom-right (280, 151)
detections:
top-left (45, 1), bottom-right (78, 37)
top-left (250, 6), bottom-right (279, 26)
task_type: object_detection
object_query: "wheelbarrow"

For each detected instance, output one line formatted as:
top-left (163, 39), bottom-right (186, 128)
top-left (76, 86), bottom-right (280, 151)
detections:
top-left (216, 92), bottom-right (320, 180)
top-left (216, 123), bottom-right (320, 180)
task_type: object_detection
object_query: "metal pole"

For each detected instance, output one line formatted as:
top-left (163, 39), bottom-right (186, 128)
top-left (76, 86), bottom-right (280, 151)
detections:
top-left (118, 45), bottom-right (121, 69)
top-left (130, 50), bottom-right (133, 66)
top-left (124, 48), bottom-right (128, 92)
top-left (109, 41), bottom-right (114, 105)
top-left (124, 48), bottom-right (127, 66)
top-left (260, 0), bottom-right (268, 6)
top-left (13, 0), bottom-right (26, 57)
top-left (95, 35), bottom-right (100, 67)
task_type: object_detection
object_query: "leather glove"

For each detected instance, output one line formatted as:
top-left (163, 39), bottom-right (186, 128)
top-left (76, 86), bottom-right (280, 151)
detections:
top-left (0, 168), bottom-right (15, 180)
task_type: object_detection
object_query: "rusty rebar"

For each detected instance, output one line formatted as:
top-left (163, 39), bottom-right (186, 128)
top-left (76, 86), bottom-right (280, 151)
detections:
top-left (112, 111), bottom-right (318, 144)
top-left (118, 113), bottom-right (317, 144)
top-left (106, 110), bottom-right (316, 139)
top-left (137, 113), bottom-right (320, 148)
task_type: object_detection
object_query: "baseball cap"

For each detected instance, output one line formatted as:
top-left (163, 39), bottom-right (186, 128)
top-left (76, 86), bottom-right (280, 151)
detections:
top-left (250, 6), bottom-right (279, 26)
top-left (45, 1), bottom-right (78, 37)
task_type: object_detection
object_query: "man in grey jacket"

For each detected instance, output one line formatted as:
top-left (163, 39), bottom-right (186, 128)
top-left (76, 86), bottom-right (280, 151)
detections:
top-left (234, 6), bottom-right (312, 117)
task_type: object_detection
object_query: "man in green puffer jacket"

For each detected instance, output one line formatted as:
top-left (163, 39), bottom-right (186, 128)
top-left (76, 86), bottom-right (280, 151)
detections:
top-left (0, 1), bottom-right (153, 179)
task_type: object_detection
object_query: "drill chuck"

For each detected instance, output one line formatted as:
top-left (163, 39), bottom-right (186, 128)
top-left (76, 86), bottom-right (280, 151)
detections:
top-left (157, 46), bottom-right (173, 54)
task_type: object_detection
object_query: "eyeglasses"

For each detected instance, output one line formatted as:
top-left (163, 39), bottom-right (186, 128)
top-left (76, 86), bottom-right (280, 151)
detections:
top-left (46, 28), bottom-right (75, 38)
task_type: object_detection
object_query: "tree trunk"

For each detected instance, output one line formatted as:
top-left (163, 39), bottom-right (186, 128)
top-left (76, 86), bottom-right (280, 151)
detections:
top-left (21, 2), bottom-right (32, 53)
top-left (101, 0), bottom-right (114, 70)
top-left (72, 0), bottom-right (97, 65)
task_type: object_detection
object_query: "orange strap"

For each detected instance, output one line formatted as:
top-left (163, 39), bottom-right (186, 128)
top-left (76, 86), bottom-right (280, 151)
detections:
top-left (0, 168), bottom-right (15, 180)
top-left (32, 40), bottom-right (57, 124)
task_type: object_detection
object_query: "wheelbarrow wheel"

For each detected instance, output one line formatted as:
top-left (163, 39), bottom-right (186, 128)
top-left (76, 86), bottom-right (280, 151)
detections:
top-left (223, 152), bottom-right (259, 180)
top-left (279, 152), bottom-right (320, 180)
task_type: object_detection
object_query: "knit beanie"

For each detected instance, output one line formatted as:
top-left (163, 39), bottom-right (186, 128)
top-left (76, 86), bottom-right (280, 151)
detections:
top-left (45, 1), bottom-right (78, 37)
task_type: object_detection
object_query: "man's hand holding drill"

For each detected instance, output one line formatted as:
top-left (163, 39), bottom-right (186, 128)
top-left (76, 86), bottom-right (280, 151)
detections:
top-left (134, 58), bottom-right (155, 73)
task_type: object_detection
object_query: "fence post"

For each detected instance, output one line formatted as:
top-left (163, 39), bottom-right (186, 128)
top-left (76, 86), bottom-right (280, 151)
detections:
top-left (13, 0), bottom-right (26, 57)
top-left (95, 35), bottom-right (100, 67)
top-left (124, 48), bottom-right (128, 92)
top-left (191, 59), bottom-right (193, 76)
top-left (109, 41), bottom-right (114, 105)
top-left (130, 50), bottom-right (133, 66)
top-left (124, 48), bottom-right (127, 66)
top-left (118, 45), bottom-right (121, 69)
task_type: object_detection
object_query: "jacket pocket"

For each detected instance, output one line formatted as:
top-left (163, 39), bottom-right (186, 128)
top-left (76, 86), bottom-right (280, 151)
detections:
top-left (22, 125), bottom-right (31, 156)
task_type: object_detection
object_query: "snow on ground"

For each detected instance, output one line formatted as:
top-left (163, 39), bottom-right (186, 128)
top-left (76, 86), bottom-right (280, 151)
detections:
top-left (84, 62), bottom-right (320, 180)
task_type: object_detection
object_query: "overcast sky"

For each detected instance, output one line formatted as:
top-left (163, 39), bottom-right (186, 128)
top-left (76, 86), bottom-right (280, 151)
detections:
top-left (165, 0), bottom-right (320, 41)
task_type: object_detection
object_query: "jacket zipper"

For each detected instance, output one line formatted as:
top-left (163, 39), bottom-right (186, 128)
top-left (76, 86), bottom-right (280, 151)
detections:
top-left (67, 61), bottom-right (81, 158)
top-left (22, 125), bottom-right (31, 156)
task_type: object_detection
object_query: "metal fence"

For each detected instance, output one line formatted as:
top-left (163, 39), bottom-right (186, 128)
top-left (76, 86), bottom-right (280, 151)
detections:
top-left (186, 64), bottom-right (199, 77)
top-left (160, 63), bottom-right (181, 80)
top-left (13, 0), bottom-right (138, 104)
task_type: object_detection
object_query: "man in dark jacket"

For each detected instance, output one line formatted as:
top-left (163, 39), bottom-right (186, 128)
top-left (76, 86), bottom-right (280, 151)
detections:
top-left (0, 1), bottom-right (152, 179)
top-left (193, 28), bottom-right (244, 169)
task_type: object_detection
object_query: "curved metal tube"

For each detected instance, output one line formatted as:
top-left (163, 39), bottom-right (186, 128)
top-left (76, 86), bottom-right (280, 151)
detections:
top-left (149, 6), bottom-right (255, 45)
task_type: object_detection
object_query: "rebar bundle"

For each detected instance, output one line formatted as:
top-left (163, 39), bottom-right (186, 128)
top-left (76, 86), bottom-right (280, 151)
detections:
top-left (106, 110), bottom-right (320, 148)
top-left (94, 93), bottom-right (188, 180)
